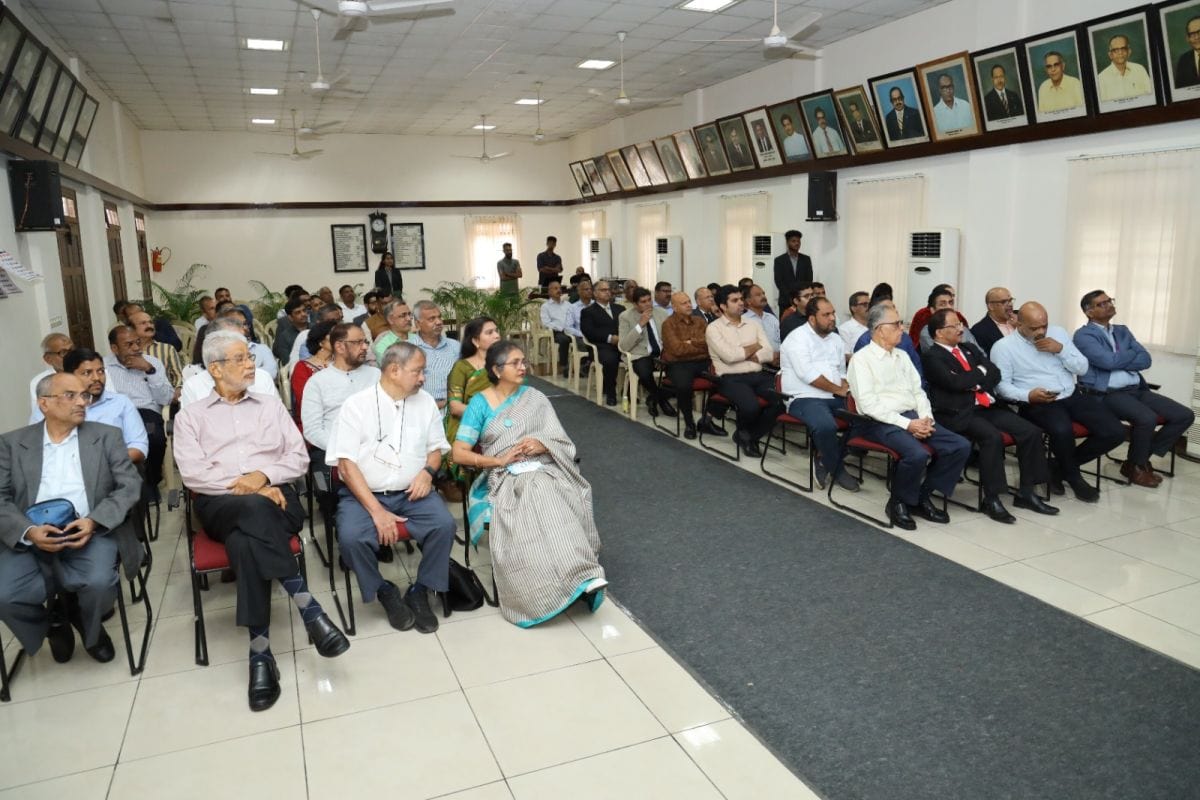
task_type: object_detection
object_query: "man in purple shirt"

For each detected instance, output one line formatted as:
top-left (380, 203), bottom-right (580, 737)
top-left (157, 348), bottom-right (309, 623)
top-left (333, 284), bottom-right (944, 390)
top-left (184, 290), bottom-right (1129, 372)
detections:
top-left (174, 329), bottom-right (350, 712)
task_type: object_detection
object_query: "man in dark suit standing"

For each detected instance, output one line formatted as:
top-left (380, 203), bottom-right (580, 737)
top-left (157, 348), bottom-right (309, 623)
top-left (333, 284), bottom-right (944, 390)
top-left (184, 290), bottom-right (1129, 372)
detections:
top-left (922, 309), bottom-right (1058, 524)
top-left (983, 64), bottom-right (1025, 120)
top-left (1176, 16), bottom-right (1200, 88)
top-left (0, 372), bottom-right (143, 664)
top-left (581, 280), bottom-right (626, 406)
top-left (772, 229), bottom-right (812, 311)
top-left (884, 87), bottom-right (924, 140)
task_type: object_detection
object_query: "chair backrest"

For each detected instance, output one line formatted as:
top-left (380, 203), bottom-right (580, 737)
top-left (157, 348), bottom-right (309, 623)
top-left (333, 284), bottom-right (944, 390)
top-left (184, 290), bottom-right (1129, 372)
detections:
top-left (173, 324), bottom-right (196, 365)
top-left (845, 393), bottom-right (858, 414)
top-left (254, 319), bottom-right (271, 347)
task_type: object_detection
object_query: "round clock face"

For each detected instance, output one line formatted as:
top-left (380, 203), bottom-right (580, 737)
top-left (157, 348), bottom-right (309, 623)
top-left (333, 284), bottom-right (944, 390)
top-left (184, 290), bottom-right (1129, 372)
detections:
top-left (371, 218), bottom-right (386, 232)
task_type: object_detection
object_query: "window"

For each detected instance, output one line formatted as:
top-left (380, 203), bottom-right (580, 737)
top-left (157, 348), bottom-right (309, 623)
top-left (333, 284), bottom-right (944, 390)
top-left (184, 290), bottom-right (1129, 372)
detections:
top-left (578, 209), bottom-right (605, 271)
top-left (843, 176), bottom-right (925, 313)
top-left (634, 202), bottom-right (667, 287)
top-left (465, 215), bottom-right (522, 289)
top-left (719, 192), bottom-right (771, 285)
top-left (1063, 150), bottom-right (1200, 353)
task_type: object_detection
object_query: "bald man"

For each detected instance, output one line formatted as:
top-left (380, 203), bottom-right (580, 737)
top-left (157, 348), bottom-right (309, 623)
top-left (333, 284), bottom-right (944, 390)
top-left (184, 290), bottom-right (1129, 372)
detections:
top-left (661, 291), bottom-right (724, 439)
top-left (971, 287), bottom-right (1017, 355)
top-left (990, 302), bottom-right (1124, 502)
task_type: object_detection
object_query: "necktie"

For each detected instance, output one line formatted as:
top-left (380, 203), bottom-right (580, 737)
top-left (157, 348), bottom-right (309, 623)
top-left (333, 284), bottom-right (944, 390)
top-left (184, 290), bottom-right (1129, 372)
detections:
top-left (1000, 92), bottom-right (1008, 113)
top-left (823, 129), bottom-right (832, 151)
top-left (647, 322), bottom-right (660, 357)
top-left (951, 347), bottom-right (990, 408)
top-left (898, 116), bottom-right (903, 135)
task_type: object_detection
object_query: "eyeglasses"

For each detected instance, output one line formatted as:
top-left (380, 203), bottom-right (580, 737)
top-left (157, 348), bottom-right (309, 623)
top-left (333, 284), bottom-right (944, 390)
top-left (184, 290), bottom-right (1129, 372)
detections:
top-left (851, 301), bottom-right (870, 307)
top-left (49, 349), bottom-right (72, 358)
top-left (343, 338), bottom-right (369, 347)
top-left (873, 320), bottom-right (904, 330)
top-left (1108, 46), bottom-right (1130, 53)
top-left (986, 297), bottom-right (1014, 305)
top-left (1093, 298), bottom-right (1116, 309)
top-left (500, 359), bottom-right (530, 369)
top-left (214, 354), bottom-right (254, 365)
top-left (43, 391), bottom-right (93, 404)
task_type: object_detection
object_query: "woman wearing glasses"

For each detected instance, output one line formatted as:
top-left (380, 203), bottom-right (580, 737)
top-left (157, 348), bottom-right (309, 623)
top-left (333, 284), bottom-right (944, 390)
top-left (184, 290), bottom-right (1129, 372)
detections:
top-left (450, 341), bottom-right (607, 627)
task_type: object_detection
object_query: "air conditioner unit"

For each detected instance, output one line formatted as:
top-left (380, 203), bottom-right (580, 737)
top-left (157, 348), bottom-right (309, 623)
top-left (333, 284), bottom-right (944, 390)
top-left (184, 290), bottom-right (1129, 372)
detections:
top-left (1188, 353), bottom-right (1200, 458)
top-left (655, 236), bottom-right (683, 288)
top-left (750, 233), bottom-right (785, 276)
top-left (906, 229), bottom-right (961, 315)
top-left (589, 238), bottom-right (612, 277)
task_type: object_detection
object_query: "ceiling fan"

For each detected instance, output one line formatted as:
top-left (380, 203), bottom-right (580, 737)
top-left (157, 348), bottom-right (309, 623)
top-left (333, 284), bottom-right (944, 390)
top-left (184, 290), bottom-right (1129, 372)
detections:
top-left (255, 110), bottom-right (324, 160)
top-left (297, 0), bottom-right (455, 41)
top-left (297, 115), bottom-right (342, 139)
top-left (532, 82), bottom-right (545, 143)
top-left (688, 1), bottom-right (821, 57)
top-left (452, 116), bottom-right (510, 163)
top-left (588, 32), bottom-right (677, 110)
top-left (303, 9), bottom-right (365, 96)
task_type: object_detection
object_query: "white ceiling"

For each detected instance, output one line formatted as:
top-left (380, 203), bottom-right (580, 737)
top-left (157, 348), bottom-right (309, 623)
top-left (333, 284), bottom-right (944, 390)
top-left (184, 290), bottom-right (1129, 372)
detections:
top-left (23, 0), bottom-right (951, 140)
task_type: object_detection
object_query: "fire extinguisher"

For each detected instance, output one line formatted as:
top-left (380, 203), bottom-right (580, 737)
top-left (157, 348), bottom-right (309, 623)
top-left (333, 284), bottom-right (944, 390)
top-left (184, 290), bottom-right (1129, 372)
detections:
top-left (151, 246), bottom-right (171, 272)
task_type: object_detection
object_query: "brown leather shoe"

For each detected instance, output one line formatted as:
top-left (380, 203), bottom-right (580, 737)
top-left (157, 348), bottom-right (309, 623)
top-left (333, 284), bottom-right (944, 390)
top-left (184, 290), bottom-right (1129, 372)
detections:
top-left (1143, 464), bottom-right (1163, 486)
top-left (1127, 463), bottom-right (1160, 488)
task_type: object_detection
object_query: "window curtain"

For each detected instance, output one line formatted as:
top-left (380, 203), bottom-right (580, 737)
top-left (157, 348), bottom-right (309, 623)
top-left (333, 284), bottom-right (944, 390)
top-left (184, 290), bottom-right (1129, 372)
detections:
top-left (578, 209), bottom-right (606, 273)
top-left (465, 214), bottom-right (522, 289)
top-left (634, 203), bottom-right (668, 288)
top-left (719, 192), bottom-right (771, 285)
top-left (1062, 150), bottom-right (1200, 353)
top-left (843, 176), bottom-right (925, 314)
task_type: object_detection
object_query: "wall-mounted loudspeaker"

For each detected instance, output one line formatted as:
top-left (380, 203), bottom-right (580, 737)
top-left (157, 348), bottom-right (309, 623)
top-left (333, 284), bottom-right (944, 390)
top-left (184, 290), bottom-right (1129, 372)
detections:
top-left (9, 160), bottom-right (63, 232)
top-left (807, 171), bottom-right (837, 222)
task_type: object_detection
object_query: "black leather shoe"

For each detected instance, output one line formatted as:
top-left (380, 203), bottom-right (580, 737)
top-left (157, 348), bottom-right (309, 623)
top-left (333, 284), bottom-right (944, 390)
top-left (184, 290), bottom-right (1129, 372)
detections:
top-left (405, 587), bottom-right (439, 634)
top-left (1013, 492), bottom-right (1060, 515)
top-left (683, 424), bottom-right (697, 440)
top-left (646, 399), bottom-right (660, 417)
top-left (84, 627), bottom-right (116, 663)
top-left (1069, 480), bottom-right (1100, 503)
top-left (887, 499), bottom-right (917, 531)
top-left (735, 433), bottom-right (762, 459)
top-left (697, 416), bottom-right (726, 437)
top-left (604, 394), bottom-right (618, 406)
top-left (248, 657), bottom-right (281, 712)
top-left (377, 581), bottom-right (415, 632)
top-left (657, 399), bottom-right (678, 418)
top-left (981, 497), bottom-right (1017, 524)
top-left (913, 497), bottom-right (950, 524)
top-left (47, 619), bottom-right (75, 664)
top-left (305, 613), bottom-right (351, 658)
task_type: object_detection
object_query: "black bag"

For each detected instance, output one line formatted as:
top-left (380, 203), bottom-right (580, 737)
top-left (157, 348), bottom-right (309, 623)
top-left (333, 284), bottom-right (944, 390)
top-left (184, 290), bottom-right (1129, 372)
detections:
top-left (446, 558), bottom-right (497, 612)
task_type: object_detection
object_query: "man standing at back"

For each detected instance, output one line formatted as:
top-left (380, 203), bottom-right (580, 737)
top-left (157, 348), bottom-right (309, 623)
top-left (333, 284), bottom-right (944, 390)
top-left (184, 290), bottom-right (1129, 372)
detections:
top-left (773, 230), bottom-right (812, 312)
top-left (536, 236), bottom-right (563, 290)
top-left (497, 243), bottom-right (522, 296)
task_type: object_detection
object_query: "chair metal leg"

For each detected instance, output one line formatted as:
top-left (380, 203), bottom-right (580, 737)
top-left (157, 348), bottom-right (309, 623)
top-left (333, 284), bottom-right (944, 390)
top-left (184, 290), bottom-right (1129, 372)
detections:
top-left (698, 417), bottom-right (740, 462)
top-left (827, 476), bottom-right (893, 529)
top-left (0, 640), bottom-right (26, 702)
top-left (192, 569), bottom-right (209, 667)
top-left (759, 424), bottom-right (814, 493)
top-left (117, 571), bottom-right (153, 676)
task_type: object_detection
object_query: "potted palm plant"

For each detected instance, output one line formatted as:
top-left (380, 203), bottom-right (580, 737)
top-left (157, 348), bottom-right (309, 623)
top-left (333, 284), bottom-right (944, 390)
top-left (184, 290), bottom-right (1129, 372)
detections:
top-left (424, 281), bottom-right (532, 340)
top-left (141, 263), bottom-right (209, 323)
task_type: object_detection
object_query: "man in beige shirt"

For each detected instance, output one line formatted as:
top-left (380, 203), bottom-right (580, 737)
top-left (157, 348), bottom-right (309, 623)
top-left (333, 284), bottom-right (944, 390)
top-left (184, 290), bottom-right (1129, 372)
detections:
top-left (704, 285), bottom-right (782, 458)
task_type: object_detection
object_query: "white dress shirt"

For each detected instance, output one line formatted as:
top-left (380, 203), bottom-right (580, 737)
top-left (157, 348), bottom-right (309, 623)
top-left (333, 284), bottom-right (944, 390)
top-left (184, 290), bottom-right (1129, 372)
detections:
top-left (36, 427), bottom-right (90, 517)
top-left (249, 341), bottom-right (278, 379)
top-left (838, 319), bottom-right (868, 353)
top-left (781, 322), bottom-right (846, 400)
top-left (540, 297), bottom-right (570, 332)
top-left (846, 341), bottom-right (931, 429)
top-left (301, 364), bottom-right (382, 450)
top-left (339, 302), bottom-right (368, 320)
top-left (180, 368), bottom-right (278, 408)
top-left (325, 385), bottom-right (449, 492)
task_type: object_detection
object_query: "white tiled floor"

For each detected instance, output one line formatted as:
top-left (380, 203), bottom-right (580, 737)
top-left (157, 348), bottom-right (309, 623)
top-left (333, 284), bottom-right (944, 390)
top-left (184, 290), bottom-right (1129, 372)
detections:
top-left (1, 372), bottom-right (1197, 798)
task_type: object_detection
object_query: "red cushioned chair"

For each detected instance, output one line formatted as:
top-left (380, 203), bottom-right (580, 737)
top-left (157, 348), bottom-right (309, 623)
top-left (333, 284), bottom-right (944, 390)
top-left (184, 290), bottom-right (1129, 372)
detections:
top-left (697, 363), bottom-right (773, 462)
top-left (759, 374), bottom-right (848, 493)
top-left (652, 359), bottom-right (716, 438)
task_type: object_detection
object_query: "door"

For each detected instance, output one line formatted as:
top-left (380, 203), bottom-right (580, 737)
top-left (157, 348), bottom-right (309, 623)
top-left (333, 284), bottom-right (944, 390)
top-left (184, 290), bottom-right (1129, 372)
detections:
top-left (104, 200), bottom-right (127, 303)
top-left (134, 210), bottom-right (150, 302)
top-left (57, 187), bottom-right (93, 349)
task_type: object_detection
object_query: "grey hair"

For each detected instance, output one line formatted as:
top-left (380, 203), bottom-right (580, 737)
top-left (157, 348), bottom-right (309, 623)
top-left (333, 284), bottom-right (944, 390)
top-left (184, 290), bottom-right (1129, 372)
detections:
top-left (207, 317), bottom-right (245, 334)
top-left (867, 302), bottom-right (896, 331)
top-left (383, 299), bottom-right (408, 318)
top-left (35, 373), bottom-right (58, 397)
top-left (202, 329), bottom-right (247, 367)
top-left (411, 299), bottom-right (438, 318)
top-left (41, 333), bottom-right (69, 353)
top-left (380, 340), bottom-right (422, 372)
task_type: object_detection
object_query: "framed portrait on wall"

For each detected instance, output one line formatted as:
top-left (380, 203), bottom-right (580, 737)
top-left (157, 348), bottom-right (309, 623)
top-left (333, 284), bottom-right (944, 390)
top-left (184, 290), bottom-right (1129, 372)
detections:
top-left (0, 13), bottom-right (21, 88)
top-left (53, 80), bottom-right (84, 160)
top-left (833, 86), bottom-right (884, 154)
top-left (1158, 0), bottom-right (1200, 103)
top-left (799, 90), bottom-right (850, 157)
top-left (693, 122), bottom-right (731, 175)
top-left (766, 99), bottom-right (812, 162)
top-left (35, 69), bottom-right (73, 154)
top-left (636, 141), bottom-right (669, 186)
top-left (0, 32), bottom-right (42, 135)
top-left (869, 68), bottom-right (930, 147)
top-left (1023, 26), bottom-right (1093, 123)
top-left (606, 150), bottom-right (637, 192)
top-left (15, 51), bottom-right (56, 144)
top-left (916, 51), bottom-right (983, 140)
top-left (670, 130), bottom-right (706, 180)
top-left (594, 155), bottom-right (622, 194)
top-left (742, 108), bottom-right (782, 168)
top-left (1085, 7), bottom-right (1162, 113)
top-left (972, 43), bottom-right (1033, 131)
top-left (65, 93), bottom-right (98, 167)
top-left (570, 162), bottom-right (595, 198)
top-left (656, 136), bottom-right (690, 183)
top-left (716, 116), bottom-right (756, 171)
top-left (620, 144), bottom-right (652, 188)
top-left (582, 159), bottom-right (607, 194)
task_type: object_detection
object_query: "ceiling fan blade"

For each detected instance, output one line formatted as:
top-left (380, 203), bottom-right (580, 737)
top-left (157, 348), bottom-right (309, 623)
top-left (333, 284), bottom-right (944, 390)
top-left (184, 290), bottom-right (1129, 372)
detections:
top-left (489, 152), bottom-right (511, 160)
top-left (309, 120), bottom-right (343, 132)
top-left (450, 154), bottom-right (483, 160)
top-left (779, 10), bottom-right (821, 41)
top-left (368, 0), bottom-right (452, 11)
top-left (333, 16), bottom-right (364, 40)
top-left (297, 149), bottom-right (324, 159)
top-left (686, 37), bottom-right (760, 43)
top-left (330, 70), bottom-right (352, 88)
top-left (254, 151), bottom-right (293, 158)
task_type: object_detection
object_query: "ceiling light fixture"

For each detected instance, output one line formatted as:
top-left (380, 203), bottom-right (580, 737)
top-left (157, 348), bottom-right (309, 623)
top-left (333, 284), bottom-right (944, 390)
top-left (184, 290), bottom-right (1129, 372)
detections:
top-left (577, 59), bottom-right (615, 70)
top-left (514, 98), bottom-right (543, 105)
top-left (249, 87), bottom-right (279, 95)
top-left (679, 0), bottom-right (740, 11)
top-left (245, 38), bottom-right (287, 51)
top-left (533, 81), bottom-right (545, 142)
top-left (251, 118), bottom-right (277, 124)
top-left (473, 123), bottom-right (496, 130)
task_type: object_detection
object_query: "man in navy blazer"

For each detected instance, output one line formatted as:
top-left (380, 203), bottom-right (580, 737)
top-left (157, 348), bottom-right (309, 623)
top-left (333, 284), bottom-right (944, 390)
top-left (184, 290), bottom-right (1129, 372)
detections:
top-left (772, 230), bottom-right (812, 311)
top-left (884, 87), bottom-right (924, 140)
top-left (983, 64), bottom-right (1025, 120)
top-left (1073, 290), bottom-right (1194, 487)
top-left (1175, 16), bottom-right (1200, 88)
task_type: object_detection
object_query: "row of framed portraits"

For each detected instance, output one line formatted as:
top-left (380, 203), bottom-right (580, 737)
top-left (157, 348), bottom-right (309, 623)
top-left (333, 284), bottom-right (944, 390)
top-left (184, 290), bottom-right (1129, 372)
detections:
top-left (0, 7), bottom-right (100, 167)
top-left (569, 1), bottom-right (1200, 198)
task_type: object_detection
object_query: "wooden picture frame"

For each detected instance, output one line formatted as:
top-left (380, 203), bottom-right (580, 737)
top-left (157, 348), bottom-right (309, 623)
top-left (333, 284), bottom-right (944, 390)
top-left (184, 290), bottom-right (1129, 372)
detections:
top-left (636, 141), bottom-right (669, 186)
top-left (570, 161), bottom-right (595, 198)
top-left (582, 159), bottom-right (607, 194)
top-left (0, 30), bottom-right (41, 136)
top-left (1023, 25), bottom-right (1094, 123)
top-left (916, 51), bottom-right (983, 140)
top-left (832, 85), bottom-right (885, 154)
top-left (620, 144), bottom-right (652, 188)
top-left (606, 150), bottom-right (637, 191)
top-left (716, 115), bottom-right (756, 172)
top-left (330, 224), bottom-right (369, 273)
top-left (389, 222), bottom-right (426, 271)
top-left (971, 43), bottom-right (1034, 131)
top-left (65, 94), bottom-right (97, 167)
top-left (15, 48), bottom-right (55, 144)
top-left (766, 99), bottom-right (812, 162)
top-left (594, 155), bottom-right (622, 194)
top-left (1085, 6), bottom-right (1162, 113)
top-left (869, 68), bottom-right (931, 147)
top-left (799, 90), bottom-right (851, 157)
top-left (1158, 0), bottom-right (1200, 103)
top-left (693, 122), bottom-right (731, 175)
top-left (742, 107), bottom-right (783, 168)
top-left (670, 130), bottom-right (706, 180)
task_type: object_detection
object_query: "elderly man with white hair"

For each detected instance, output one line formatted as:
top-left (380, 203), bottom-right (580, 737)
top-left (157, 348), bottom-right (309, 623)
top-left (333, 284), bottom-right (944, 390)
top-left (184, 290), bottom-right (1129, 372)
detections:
top-left (179, 317), bottom-right (278, 408)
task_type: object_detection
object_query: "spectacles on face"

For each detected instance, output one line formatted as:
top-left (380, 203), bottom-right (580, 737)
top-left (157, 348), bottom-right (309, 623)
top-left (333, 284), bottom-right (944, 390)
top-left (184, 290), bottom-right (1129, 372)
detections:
top-left (874, 320), bottom-right (904, 330)
top-left (1093, 298), bottom-right (1116, 309)
top-left (44, 391), bottom-right (93, 404)
top-left (343, 338), bottom-right (369, 348)
top-left (499, 359), bottom-right (530, 369)
top-left (986, 297), bottom-right (1014, 306)
top-left (1108, 46), bottom-right (1129, 53)
top-left (215, 354), bottom-right (254, 366)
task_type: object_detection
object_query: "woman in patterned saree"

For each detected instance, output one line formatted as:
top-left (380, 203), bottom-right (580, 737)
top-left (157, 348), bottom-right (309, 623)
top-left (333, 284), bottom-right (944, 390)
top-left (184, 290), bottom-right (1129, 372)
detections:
top-left (450, 341), bottom-right (607, 627)
top-left (445, 317), bottom-right (501, 481)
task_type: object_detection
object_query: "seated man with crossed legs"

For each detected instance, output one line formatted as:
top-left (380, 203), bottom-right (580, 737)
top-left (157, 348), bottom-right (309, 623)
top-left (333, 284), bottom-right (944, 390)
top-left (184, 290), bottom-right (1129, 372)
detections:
top-left (617, 287), bottom-right (676, 418)
top-left (661, 291), bottom-right (725, 440)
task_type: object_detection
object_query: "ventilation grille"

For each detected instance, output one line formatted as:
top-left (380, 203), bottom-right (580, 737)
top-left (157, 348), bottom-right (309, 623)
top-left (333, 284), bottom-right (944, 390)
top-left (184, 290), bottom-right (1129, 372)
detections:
top-left (656, 238), bottom-right (669, 254)
top-left (752, 235), bottom-right (774, 256)
top-left (589, 239), bottom-right (600, 254)
top-left (909, 231), bottom-right (943, 259)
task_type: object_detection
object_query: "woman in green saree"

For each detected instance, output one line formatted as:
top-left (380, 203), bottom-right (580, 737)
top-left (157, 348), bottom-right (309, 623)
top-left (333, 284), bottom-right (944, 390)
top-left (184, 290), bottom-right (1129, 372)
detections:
top-left (445, 317), bottom-right (501, 481)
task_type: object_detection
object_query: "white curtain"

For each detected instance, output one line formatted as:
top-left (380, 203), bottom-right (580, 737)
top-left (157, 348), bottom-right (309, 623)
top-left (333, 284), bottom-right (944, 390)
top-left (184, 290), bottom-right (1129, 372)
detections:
top-left (1062, 150), bottom-right (1200, 354)
top-left (578, 209), bottom-right (606, 273)
top-left (843, 176), bottom-right (925, 314)
top-left (465, 214), bottom-right (522, 289)
top-left (719, 192), bottom-right (771, 285)
top-left (634, 202), bottom-right (668, 287)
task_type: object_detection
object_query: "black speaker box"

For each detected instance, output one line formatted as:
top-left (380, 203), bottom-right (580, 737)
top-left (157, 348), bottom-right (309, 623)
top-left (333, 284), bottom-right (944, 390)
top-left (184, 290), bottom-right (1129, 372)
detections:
top-left (807, 171), bottom-right (837, 221)
top-left (9, 160), bottom-right (63, 231)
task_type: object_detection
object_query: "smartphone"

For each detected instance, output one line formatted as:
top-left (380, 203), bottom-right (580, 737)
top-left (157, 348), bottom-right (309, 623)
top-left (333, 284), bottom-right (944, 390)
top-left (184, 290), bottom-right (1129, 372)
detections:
top-left (1045, 390), bottom-right (1060, 397)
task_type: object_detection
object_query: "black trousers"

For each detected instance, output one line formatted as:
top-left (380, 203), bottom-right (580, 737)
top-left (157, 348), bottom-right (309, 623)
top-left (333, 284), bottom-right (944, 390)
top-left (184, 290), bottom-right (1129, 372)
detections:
top-left (718, 371), bottom-right (782, 442)
top-left (195, 486), bottom-right (305, 628)
top-left (630, 356), bottom-right (668, 405)
top-left (137, 408), bottom-right (166, 489)
top-left (938, 406), bottom-right (1046, 497)
top-left (1099, 387), bottom-right (1194, 465)
top-left (1019, 394), bottom-right (1125, 484)
top-left (594, 342), bottom-right (621, 398)
top-left (553, 331), bottom-right (572, 370)
top-left (665, 360), bottom-right (710, 424)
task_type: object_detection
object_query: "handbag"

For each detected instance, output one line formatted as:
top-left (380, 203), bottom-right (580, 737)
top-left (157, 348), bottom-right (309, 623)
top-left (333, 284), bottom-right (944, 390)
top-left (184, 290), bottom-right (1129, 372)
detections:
top-left (24, 498), bottom-right (79, 530)
top-left (445, 558), bottom-right (498, 612)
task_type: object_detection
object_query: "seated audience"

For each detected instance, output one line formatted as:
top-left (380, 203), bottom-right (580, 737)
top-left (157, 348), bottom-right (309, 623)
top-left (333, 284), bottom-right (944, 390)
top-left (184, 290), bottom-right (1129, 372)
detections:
top-left (174, 330), bottom-right (349, 711)
top-left (743, 284), bottom-right (781, 350)
top-left (780, 297), bottom-right (859, 491)
top-left (411, 300), bottom-right (461, 411)
top-left (28, 332), bottom-right (73, 420)
top-left (737, 276), bottom-right (774, 316)
top-left (846, 303), bottom-right (971, 530)
top-left (908, 284), bottom-right (968, 345)
top-left (220, 307), bottom-right (277, 379)
top-left (115, 300), bottom-right (182, 352)
top-left (105, 325), bottom-right (175, 498)
top-left (317, 286), bottom-right (336, 307)
top-left (446, 317), bottom-right (502, 480)
top-left (128, 310), bottom-right (183, 389)
top-left (693, 286), bottom-right (719, 323)
top-left (991, 302), bottom-right (1124, 503)
top-left (540, 280), bottom-right (573, 378)
top-left (916, 286), bottom-right (978, 352)
top-left (839, 291), bottom-right (870, 353)
top-left (622, 278), bottom-right (639, 305)
top-left (372, 299), bottom-right (414, 362)
top-left (564, 279), bottom-right (594, 375)
top-left (291, 320), bottom-right (337, 430)
top-left (338, 284), bottom-right (367, 321)
top-left (661, 292), bottom-right (725, 440)
top-left (213, 287), bottom-right (258, 342)
top-left (854, 299), bottom-right (925, 384)
top-left (1073, 290), bottom-right (1194, 487)
top-left (922, 309), bottom-right (1058, 523)
top-left (301, 323), bottom-right (379, 469)
top-left (180, 319), bottom-right (278, 407)
top-left (618, 287), bottom-right (676, 418)
top-left (273, 296), bottom-right (310, 366)
top-left (705, 285), bottom-right (782, 458)
top-left (569, 266), bottom-right (590, 287)
top-left (653, 281), bottom-right (674, 315)
top-left (779, 283), bottom-right (817, 342)
top-left (326, 341), bottom-right (457, 634)
top-left (361, 290), bottom-right (390, 338)
top-left (971, 287), bottom-right (1018, 355)
top-left (581, 280), bottom-right (626, 406)
top-left (293, 305), bottom-right (343, 363)
top-left (194, 295), bottom-right (217, 331)
top-left (0, 372), bottom-right (143, 665)
top-left (451, 341), bottom-right (607, 627)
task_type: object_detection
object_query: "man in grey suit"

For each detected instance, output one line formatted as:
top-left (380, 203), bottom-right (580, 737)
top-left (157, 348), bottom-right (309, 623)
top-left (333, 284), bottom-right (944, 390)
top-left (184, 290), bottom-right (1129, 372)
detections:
top-left (618, 287), bottom-right (676, 417)
top-left (0, 372), bottom-right (142, 664)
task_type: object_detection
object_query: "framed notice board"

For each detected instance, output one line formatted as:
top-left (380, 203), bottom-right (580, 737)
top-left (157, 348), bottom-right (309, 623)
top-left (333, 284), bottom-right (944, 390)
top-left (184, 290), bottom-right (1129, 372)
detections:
top-left (331, 224), bottom-right (368, 272)
top-left (390, 222), bottom-right (426, 270)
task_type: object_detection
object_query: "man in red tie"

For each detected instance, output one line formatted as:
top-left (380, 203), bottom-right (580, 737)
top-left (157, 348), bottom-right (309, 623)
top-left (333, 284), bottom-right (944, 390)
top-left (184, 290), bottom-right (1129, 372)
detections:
top-left (921, 308), bottom-right (1059, 523)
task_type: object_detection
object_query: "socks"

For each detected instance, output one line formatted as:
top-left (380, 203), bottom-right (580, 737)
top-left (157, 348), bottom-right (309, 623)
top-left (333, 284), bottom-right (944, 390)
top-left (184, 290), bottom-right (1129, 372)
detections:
top-left (278, 573), bottom-right (325, 623)
top-left (249, 625), bottom-right (271, 663)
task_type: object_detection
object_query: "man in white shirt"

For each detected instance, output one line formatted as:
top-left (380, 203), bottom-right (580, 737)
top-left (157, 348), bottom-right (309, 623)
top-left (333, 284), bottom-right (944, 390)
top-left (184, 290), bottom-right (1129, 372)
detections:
top-left (653, 281), bottom-right (674, 316)
top-left (780, 297), bottom-right (858, 491)
top-left (1096, 35), bottom-right (1153, 102)
top-left (301, 323), bottom-right (380, 466)
top-left (838, 292), bottom-right (870, 355)
top-left (326, 341), bottom-right (455, 635)
top-left (846, 303), bottom-right (971, 530)
top-left (810, 107), bottom-right (846, 155)
top-left (219, 307), bottom-right (277, 379)
top-left (337, 284), bottom-right (368, 321)
top-left (180, 319), bottom-right (278, 407)
top-left (742, 284), bottom-right (781, 350)
top-left (193, 295), bottom-right (216, 331)
top-left (564, 278), bottom-right (594, 377)
top-left (539, 279), bottom-right (572, 378)
top-left (29, 332), bottom-right (73, 417)
top-left (932, 73), bottom-right (974, 133)
top-left (105, 325), bottom-right (176, 496)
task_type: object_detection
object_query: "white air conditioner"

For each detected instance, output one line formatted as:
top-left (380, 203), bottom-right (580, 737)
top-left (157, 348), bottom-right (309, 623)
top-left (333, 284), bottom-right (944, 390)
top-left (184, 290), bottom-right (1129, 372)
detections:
top-left (1188, 353), bottom-right (1200, 457)
top-left (589, 238), bottom-right (612, 277)
top-left (655, 236), bottom-right (683, 288)
top-left (750, 233), bottom-right (785, 276)
top-left (906, 229), bottom-right (961, 315)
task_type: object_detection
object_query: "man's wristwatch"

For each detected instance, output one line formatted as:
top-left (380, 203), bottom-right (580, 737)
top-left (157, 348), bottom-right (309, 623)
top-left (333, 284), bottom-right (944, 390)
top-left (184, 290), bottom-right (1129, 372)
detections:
top-left (423, 466), bottom-right (438, 479)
